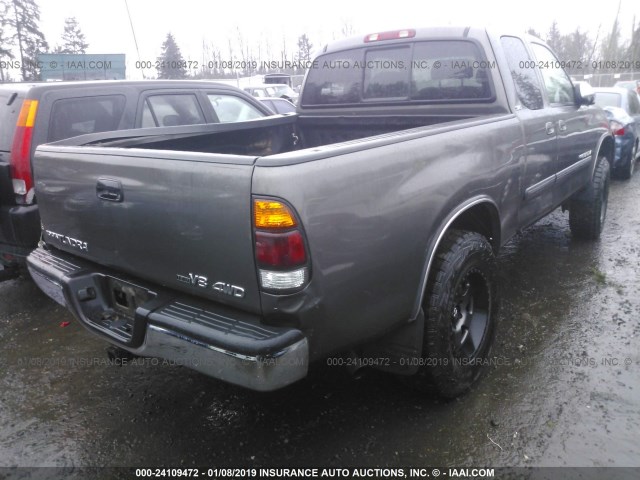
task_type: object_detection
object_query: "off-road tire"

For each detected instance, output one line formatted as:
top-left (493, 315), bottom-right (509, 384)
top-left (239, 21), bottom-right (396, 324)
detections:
top-left (569, 156), bottom-right (610, 239)
top-left (411, 229), bottom-right (498, 399)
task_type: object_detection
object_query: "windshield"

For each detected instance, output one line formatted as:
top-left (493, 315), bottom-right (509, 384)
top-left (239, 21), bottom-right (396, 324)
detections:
top-left (271, 85), bottom-right (296, 96)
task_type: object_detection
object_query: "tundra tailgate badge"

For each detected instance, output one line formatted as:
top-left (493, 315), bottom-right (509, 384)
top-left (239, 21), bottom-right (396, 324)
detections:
top-left (45, 230), bottom-right (89, 252)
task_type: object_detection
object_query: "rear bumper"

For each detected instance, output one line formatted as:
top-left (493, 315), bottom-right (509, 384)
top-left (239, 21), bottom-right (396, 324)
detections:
top-left (27, 246), bottom-right (309, 391)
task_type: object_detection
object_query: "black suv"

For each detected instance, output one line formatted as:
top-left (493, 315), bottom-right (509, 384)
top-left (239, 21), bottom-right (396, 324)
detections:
top-left (0, 80), bottom-right (272, 279)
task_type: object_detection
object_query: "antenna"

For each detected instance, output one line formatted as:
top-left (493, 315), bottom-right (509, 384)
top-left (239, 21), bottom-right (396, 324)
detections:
top-left (124, 0), bottom-right (144, 79)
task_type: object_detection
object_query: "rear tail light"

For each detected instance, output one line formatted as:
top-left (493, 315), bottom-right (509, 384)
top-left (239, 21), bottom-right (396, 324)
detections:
top-left (253, 198), bottom-right (309, 292)
top-left (10, 99), bottom-right (38, 204)
top-left (254, 200), bottom-right (297, 228)
top-left (609, 120), bottom-right (624, 136)
top-left (256, 231), bottom-right (306, 267)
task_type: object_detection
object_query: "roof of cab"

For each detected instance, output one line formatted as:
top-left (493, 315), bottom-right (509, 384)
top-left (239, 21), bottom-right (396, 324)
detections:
top-left (0, 79), bottom-right (237, 96)
top-left (319, 26), bottom-right (490, 55)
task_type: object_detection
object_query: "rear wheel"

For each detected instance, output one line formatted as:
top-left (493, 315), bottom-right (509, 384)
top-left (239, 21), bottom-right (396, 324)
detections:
top-left (569, 156), bottom-right (610, 239)
top-left (411, 230), bottom-right (498, 398)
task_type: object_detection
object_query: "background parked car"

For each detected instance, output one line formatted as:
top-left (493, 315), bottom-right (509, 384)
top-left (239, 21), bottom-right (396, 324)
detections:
top-left (258, 97), bottom-right (296, 114)
top-left (592, 87), bottom-right (640, 179)
top-left (614, 79), bottom-right (640, 96)
top-left (0, 80), bottom-right (271, 279)
top-left (244, 84), bottom-right (299, 104)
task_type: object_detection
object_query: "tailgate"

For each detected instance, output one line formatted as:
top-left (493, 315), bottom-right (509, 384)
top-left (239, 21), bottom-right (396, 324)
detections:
top-left (33, 145), bottom-right (261, 313)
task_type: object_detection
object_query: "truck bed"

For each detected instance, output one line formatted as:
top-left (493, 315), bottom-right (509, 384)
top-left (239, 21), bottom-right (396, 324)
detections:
top-left (49, 112), bottom-right (487, 158)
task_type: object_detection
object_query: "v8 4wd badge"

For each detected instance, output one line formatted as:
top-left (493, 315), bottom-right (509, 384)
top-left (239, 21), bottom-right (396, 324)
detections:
top-left (176, 273), bottom-right (245, 298)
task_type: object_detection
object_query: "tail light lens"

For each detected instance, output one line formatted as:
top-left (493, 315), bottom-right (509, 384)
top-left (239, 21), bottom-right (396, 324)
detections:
top-left (253, 198), bottom-right (309, 292)
top-left (10, 99), bottom-right (38, 204)
top-left (256, 231), bottom-right (306, 267)
top-left (610, 120), bottom-right (625, 136)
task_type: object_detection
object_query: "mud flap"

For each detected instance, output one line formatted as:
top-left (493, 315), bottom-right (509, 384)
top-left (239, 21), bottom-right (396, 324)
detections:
top-left (0, 264), bottom-right (20, 282)
top-left (360, 310), bottom-right (425, 376)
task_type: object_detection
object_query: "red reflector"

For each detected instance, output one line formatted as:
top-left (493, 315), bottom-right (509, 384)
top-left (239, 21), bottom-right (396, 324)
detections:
top-left (613, 128), bottom-right (625, 136)
top-left (256, 230), bottom-right (306, 267)
top-left (364, 29), bottom-right (416, 43)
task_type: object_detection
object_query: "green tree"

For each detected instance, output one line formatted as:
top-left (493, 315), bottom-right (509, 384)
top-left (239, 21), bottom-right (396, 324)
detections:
top-left (628, 19), bottom-right (640, 64)
top-left (546, 21), bottom-right (565, 59)
top-left (526, 28), bottom-right (542, 39)
top-left (563, 28), bottom-right (593, 74)
top-left (296, 34), bottom-right (313, 70)
top-left (599, 4), bottom-right (626, 72)
top-left (0, 1), bottom-right (15, 81)
top-left (156, 32), bottom-right (187, 79)
top-left (5, 0), bottom-right (49, 81)
top-left (59, 17), bottom-right (88, 54)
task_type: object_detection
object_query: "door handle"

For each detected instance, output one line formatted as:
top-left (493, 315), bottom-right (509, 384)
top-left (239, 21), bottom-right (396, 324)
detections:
top-left (545, 122), bottom-right (555, 135)
top-left (96, 178), bottom-right (123, 202)
top-left (558, 120), bottom-right (568, 132)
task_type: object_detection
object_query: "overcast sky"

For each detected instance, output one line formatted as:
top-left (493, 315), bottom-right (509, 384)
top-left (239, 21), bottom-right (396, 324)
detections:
top-left (33, 0), bottom-right (640, 79)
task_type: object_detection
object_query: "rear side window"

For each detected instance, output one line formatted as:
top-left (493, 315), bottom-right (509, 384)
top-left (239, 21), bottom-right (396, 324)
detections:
top-left (48, 95), bottom-right (126, 142)
top-left (141, 94), bottom-right (205, 128)
top-left (207, 94), bottom-right (264, 122)
top-left (500, 36), bottom-right (544, 110)
top-left (530, 43), bottom-right (574, 105)
top-left (270, 99), bottom-right (296, 114)
top-left (0, 92), bottom-right (23, 152)
top-left (302, 40), bottom-right (494, 106)
top-left (259, 99), bottom-right (276, 113)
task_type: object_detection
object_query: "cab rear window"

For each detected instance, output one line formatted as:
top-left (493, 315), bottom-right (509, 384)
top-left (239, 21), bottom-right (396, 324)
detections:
top-left (302, 40), bottom-right (494, 106)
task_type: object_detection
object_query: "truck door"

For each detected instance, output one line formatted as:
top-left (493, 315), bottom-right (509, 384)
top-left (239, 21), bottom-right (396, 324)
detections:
top-left (529, 43), bottom-right (594, 201)
top-left (500, 36), bottom-right (558, 226)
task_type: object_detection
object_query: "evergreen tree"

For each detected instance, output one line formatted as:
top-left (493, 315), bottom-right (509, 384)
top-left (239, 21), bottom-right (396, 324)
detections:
top-left (156, 33), bottom-right (187, 79)
top-left (0, 1), bottom-right (15, 81)
top-left (600, 11), bottom-right (626, 72)
top-left (296, 34), bottom-right (313, 68)
top-left (627, 19), bottom-right (639, 64)
top-left (526, 28), bottom-right (542, 39)
top-left (563, 28), bottom-right (593, 74)
top-left (60, 17), bottom-right (88, 54)
top-left (546, 21), bottom-right (565, 60)
top-left (5, 0), bottom-right (49, 81)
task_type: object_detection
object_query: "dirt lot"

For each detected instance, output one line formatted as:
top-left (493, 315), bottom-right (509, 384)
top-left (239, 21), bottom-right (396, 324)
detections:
top-left (1, 173), bottom-right (639, 477)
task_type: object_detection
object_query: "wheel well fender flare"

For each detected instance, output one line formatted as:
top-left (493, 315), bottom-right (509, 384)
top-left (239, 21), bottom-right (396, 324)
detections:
top-left (410, 196), bottom-right (500, 320)
top-left (591, 133), bottom-right (614, 179)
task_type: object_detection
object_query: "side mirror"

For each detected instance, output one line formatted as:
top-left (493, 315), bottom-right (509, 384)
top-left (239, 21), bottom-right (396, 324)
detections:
top-left (574, 82), bottom-right (595, 106)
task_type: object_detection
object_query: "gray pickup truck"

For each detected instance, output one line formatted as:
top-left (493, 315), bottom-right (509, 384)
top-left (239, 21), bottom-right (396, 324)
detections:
top-left (27, 27), bottom-right (612, 398)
